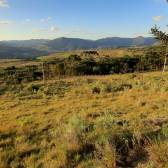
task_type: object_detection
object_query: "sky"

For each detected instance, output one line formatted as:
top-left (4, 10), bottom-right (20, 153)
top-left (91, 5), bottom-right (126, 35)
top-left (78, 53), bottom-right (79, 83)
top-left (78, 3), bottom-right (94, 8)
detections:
top-left (0, 0), bottom-right (168, 41)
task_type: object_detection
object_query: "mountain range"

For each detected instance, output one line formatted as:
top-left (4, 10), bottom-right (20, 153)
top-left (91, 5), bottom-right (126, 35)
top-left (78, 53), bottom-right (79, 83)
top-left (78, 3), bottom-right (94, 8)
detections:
top-left (0, 36), bottom-right (157, 58)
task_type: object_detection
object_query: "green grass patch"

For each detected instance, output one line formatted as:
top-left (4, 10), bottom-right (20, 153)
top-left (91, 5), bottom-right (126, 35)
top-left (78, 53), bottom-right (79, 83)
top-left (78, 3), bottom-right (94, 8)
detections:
top-left (36, 56), bottom-right (48, 60)
top-left (60, 54), bottom-right (71, 58)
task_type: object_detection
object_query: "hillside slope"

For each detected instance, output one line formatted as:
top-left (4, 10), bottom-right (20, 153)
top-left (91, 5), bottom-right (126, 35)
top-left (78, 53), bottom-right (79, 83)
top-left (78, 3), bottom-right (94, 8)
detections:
top-left (0, 39), bottom-right (49, 47)
top-left (0, 72), bottom-right (168, 167)
top-left (33, 36), bottom-right (157, 52)
top-left (0, 37), bottom-right (157, 58)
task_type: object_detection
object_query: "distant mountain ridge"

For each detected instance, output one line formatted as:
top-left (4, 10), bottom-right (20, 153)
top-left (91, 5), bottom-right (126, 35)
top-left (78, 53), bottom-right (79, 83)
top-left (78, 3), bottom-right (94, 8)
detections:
top-left (0, 39), bottom-right (49, 47)
top-left (0, 36), bottom-right (157, 58)
top-left (32, 36), bottom-right (157, 53)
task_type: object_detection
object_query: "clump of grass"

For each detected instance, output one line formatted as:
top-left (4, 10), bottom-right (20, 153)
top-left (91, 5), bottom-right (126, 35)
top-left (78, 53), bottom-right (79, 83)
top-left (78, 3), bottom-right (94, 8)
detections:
top-left (94, 141), bottom-right (118, 167)
top-left (24, 83), bottom-right (41, 92)
top-left (145, 137), bottom-right (168, 167)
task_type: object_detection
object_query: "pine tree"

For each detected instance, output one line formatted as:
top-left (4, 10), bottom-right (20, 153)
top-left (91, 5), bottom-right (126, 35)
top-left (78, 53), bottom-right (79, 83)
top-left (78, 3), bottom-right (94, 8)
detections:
top-left (150, 25), bottom-right (168, 72)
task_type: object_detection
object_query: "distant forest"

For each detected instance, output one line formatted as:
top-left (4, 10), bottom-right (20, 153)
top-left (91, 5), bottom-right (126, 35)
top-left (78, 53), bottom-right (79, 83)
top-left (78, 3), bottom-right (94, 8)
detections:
top-left (0, 45), bottom-right (167, 86)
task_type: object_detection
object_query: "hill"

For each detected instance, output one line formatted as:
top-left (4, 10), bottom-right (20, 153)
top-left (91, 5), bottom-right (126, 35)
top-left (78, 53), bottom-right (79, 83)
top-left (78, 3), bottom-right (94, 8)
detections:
top-left (0, 37), bottom-right (157, 59)
top-left (0, 44), bottom-right (24, 58)
top-left (32, 37), bottom-right (99, 52)
top-left (96, 36), bottom-right (156, 47)
top-left (0, 44), bottom-right (51, 59)
top-left (0, 39), bottom-right (49, 47)
top-left (33, 36), bottom-right (157, 53)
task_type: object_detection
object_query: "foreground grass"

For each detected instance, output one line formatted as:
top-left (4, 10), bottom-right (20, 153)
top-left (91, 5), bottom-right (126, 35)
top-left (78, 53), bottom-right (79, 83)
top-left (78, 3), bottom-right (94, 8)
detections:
top-left (1, 72), bottom-right (168, 167)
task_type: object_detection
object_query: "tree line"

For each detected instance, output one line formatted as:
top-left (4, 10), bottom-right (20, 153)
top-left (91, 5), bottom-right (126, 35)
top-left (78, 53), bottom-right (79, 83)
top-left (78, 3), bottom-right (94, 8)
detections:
top-left (0, 47), bottom-right (167, 85)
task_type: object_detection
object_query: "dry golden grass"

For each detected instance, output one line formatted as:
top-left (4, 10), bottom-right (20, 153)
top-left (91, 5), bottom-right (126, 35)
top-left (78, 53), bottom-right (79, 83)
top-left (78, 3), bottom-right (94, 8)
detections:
top-left (45, 47), bottom-right (145, 61)
top-left (0, 59), bottom-right (40, 68)
top-left (1, 72), bottom-right (168, 167)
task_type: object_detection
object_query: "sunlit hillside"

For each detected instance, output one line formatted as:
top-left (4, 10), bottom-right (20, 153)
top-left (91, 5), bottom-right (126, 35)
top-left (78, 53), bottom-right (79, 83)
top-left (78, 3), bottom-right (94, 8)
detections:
top-left (45, 47), bottom-right (147, 61)
top-left (1, 72), bottom-right (168, 167)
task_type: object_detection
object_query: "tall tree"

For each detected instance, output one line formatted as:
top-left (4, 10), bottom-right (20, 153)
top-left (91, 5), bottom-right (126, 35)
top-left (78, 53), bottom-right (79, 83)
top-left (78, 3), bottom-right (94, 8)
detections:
top-left (66, 55), bottom-right (82, 76)
top-left (150, 25), bottom-right (168, 72)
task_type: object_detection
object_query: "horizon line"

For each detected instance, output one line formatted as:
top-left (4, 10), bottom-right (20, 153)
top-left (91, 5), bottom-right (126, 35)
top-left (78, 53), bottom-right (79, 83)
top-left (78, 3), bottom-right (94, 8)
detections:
top-left (0, 36), bottom-right (154, 42)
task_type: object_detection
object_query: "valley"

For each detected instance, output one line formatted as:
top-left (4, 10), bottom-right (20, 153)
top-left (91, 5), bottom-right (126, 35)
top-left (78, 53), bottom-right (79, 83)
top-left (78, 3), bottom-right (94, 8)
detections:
top-left (0, 36), bottom-right (157, 59)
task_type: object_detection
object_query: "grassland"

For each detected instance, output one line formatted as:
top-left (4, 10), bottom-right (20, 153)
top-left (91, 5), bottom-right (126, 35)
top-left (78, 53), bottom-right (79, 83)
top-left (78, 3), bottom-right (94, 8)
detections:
top-left (37, 56), bottom-right (48, 61)
top-left (0, 59), bottom-right (41, 68)
top-left (1, 72), bottom-right (168, 167)
top-left (60, 54), bottom-right (72, 58)
top-left (45, 47), bottom-right (146, 61)
top-left (0, 46), bottom-right (148, 68)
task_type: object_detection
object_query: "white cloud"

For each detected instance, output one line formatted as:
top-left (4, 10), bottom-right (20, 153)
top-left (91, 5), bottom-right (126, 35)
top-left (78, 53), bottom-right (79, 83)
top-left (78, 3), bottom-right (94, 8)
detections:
top-left (74, 29), bottom-right (84, 32)
top-left (51, 27), bottom-right (58, 32)
top-left (0, 1), bottom-right (9, 7)
top-left (26, 19), bottom-right (30, 22)
top-left (47, 17), bottom-right (50, 20)
top-left (41, 19), bottom-right (45, 22)
top-left (60, 32), bottom-right (71, 36)
top-left (152, 15), bottom-right (163, 21)
top-left (22, 22), bottom-right (25, 24)
top-left (0, 20), bottom-right (15, 25)
top-left (30, 28), bottom-right (45, 34)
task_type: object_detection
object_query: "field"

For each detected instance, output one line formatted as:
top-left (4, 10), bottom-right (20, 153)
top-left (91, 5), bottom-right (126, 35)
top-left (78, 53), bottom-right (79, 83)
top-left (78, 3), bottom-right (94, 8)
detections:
top-left (0, 59), bottom-right (41, 68)
top-left (36, 56), bottom-right (48, 61)
top-left (0, 46), bottom-right (151, 68)
top-left (60, 54), bottom-right (73, 58)
top-left (45, 47), bottom-right (146, 61)
top-left (1, 72), bottom-right (168, 167)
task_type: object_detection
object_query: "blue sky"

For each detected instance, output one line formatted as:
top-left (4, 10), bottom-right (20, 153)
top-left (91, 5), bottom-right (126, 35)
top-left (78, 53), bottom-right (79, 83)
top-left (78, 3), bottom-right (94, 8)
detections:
top-left (0, 0), bottom-right (168, 40)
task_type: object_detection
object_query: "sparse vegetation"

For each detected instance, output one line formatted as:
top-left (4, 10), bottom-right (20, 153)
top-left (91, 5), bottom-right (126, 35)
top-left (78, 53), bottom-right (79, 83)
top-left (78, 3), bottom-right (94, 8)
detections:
top-left (0, 40), bottom-right (168, 168)
top-left (1, 71), bottom-right (168, 167)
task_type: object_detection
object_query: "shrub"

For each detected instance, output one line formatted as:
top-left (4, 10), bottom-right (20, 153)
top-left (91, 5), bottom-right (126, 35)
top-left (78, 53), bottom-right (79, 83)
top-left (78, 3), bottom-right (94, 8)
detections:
top-left (5, 77), bottom-right (15, 85)
top-left (24, 84), bottom-right (40, 91)
top-left (21, 78), bottom-right (29, 84)
top-left (14, 78), bottom-right (21, 84)
top-left (92, 87), bottom-right (101, 94)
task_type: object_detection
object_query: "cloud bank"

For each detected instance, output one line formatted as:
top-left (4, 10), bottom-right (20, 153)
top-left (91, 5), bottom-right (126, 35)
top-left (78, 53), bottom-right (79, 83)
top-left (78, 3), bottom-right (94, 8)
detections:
top-left (0, 1), bottom-right (9, 7)
top-left (30, 28), bottom-right (45, 34)
top-left (0, 20), bottom-right (15, 25)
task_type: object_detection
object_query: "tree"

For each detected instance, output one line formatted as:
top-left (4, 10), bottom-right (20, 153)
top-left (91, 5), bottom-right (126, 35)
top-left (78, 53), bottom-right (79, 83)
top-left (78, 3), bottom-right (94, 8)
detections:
top-left (54, 63), bottom-right (64, 79)
top-left (66, 55), bottom-right (82, 76)
top-left (150, 25), bottom-right (168, 72)
top-left (123, 63), bottom-right (129, 73)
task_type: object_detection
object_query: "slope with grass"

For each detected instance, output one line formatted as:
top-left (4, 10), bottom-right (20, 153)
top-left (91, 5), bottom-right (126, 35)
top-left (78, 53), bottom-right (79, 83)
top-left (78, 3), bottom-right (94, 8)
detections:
top-left (0, 59), bottom-right (41, 68)
top-left (1, 72), bottom-right (168, 167)
top-left (45, 47), bottom-right (146, 61)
